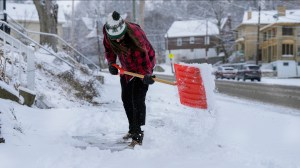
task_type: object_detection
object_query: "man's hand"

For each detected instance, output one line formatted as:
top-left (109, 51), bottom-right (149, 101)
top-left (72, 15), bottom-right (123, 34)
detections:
top-left (108, 64), bottom-right (118, 75)
top-left (143, 74), bottom-right (155, 85)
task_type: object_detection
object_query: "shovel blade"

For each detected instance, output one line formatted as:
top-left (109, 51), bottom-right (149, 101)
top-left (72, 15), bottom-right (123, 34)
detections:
top-left (174, 64), bottom-right (207, 109)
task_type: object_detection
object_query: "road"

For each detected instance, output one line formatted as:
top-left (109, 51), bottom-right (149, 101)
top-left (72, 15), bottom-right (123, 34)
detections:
top-left (155, 74), bottom-right (300, 110)
top-left (215, 80), bottom-right (300, 110)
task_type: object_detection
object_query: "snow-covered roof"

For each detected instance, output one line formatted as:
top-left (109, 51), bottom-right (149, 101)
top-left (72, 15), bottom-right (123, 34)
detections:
top-left (242, 9), bottom-right (300, 25)
top-left (6, 2), bottom-right (66, 23)
top-left (166, 19), bottom-right (222, 38)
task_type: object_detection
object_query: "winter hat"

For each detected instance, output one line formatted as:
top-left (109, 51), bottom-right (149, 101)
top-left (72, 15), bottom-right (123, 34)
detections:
top-left (105, 11), bottom-right (127, 40)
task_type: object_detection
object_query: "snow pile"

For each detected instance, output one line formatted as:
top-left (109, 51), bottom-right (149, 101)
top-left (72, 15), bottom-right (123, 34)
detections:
top-left (34, 49), bottom-right (104, 108)
top-left (198, 63), bottom-right (216, 111)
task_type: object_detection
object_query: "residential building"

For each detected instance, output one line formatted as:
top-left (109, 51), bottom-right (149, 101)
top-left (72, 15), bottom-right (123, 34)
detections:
top-left (235, 6), bottom-right (300, 77)
top-left (165, 17), bottom-right (231, 64)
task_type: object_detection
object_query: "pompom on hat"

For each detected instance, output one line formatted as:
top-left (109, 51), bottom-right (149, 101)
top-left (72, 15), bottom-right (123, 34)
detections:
top-left (105, 11), bottom-right (127, 40)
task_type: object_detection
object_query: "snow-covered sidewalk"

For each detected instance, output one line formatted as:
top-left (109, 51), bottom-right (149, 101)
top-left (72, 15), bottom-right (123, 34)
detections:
top-left (1, 72), bottom-right (300, 168)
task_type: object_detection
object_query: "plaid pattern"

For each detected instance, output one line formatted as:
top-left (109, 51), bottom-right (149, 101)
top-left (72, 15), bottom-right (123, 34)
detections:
top-left (103, 22), bottom-right (156, 81)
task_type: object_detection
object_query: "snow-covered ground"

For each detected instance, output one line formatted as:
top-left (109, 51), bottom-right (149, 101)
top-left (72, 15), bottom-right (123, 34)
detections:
top-left (1, 61), bottom-right (300, 168)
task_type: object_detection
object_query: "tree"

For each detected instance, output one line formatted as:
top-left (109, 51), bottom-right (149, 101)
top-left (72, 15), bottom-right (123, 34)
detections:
top-left (138, 0), bottom-right (145, 29)
top-left (33, 0), bottom-right (58, 51)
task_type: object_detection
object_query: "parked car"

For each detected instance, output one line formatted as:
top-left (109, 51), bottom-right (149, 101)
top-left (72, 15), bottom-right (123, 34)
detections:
top-left (215, 66), bottom-right (237, 79)
top-left (236, 64), bottom-right (261, 81)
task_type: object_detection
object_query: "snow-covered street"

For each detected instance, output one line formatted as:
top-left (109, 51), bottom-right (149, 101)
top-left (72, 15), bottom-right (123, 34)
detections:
top-left (1, 71), bottom-right (300, 168)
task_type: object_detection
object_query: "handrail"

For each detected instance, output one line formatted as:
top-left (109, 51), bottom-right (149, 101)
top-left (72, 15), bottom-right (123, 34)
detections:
top-left (26, 30), bottom-right (101, 70)
top-left (0, 20), bottom-right (75, 68)
top-left (6, 14), bottom-right (27, 34)
top-left (6, 13), bottom-right (101, 71)
top-left (0, 25), bottom-right (35, 90)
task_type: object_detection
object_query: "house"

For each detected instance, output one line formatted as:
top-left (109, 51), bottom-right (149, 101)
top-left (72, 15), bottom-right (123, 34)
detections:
top-left (164, 17), bottom-right (231, 64)
top-left (235, 6), bottom-right (300, 77)
top-left (6, 2), bottom-right (66, 44)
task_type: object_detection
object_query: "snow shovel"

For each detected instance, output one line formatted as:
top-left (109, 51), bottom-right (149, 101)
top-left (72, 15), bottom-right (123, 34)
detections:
top-left (112, 64), bottom-right (207, 109)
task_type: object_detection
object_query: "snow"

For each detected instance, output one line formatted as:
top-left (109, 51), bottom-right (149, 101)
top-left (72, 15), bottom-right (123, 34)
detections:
top-left (1, 54), bottom-right (300, 167)
top-left (242, 9), bottom-right (300, 24)
top-left (0, 81), bottom-right (19, 97)
top-left (0, 81), bottom-right (24, 104)
top-left (166, 20), bottom-right (220, 38)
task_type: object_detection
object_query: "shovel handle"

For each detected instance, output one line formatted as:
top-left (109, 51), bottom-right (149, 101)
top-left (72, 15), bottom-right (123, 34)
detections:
top-left (112, 64), bottom-right (176, 86)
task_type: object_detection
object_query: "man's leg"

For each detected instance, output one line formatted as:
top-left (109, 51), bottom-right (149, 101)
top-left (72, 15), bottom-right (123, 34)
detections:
top-left (130, 78), bottom-right (148, 145)
top-left (121, 77), bottom-right (134, 135)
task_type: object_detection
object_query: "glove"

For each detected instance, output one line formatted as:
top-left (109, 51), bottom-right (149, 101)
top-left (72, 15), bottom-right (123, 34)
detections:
top-left (143, 74), bottom-right (155, 85)
top-left (108, 64), bottom-right (118, 75)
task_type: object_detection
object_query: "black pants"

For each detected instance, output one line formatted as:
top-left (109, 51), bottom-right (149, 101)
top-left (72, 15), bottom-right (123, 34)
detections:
top-left (121, 77), bottom-right (149, 135)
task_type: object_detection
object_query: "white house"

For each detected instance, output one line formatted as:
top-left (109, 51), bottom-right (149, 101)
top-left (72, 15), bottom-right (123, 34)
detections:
top-left (6, 2), bottom-right (66, 43)
top-left (165, 17), bottom-right (231, 64)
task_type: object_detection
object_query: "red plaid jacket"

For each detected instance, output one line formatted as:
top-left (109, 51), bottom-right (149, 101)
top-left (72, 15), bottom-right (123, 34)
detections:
top-left (103, 22), bottom-right (156, 81)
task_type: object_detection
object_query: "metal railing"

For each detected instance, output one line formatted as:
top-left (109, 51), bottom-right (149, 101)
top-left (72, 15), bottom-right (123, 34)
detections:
top-left (25, 30), bottom-right (101, 70)
top-left (5, 14), bottom-right (100, 71)
top-left (0, 22), bottom-right (35, 90)
top-left (0, 20), bottom-right (76, 68)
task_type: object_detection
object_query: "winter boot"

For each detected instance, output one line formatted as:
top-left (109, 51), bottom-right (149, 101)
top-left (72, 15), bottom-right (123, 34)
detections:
top-left (128, 131), bottom-right (143, 148)
top-left (0, 137), bottom-right (5, 143)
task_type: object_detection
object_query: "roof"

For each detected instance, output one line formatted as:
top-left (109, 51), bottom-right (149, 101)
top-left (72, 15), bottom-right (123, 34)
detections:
top-left (165, 19), bottom-right (227, 38)
top-left (6, 2), bottom-right (66, 23)
top-left (241, 9), bottom-right (300, 25)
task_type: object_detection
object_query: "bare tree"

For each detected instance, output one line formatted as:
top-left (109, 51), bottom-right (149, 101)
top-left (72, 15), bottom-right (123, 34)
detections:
top-left (139, 0), bottom-right (145, 29)
top-left (207, 1), bottom-right (235, 63)
top-left (33, 0), bottom-right (58, 51)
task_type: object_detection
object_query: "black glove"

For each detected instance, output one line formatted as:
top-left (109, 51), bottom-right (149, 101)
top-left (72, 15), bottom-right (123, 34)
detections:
top-left (143, 74), bottom-right (155, 85)
top-left (108, 64), bottom-right (118, 75)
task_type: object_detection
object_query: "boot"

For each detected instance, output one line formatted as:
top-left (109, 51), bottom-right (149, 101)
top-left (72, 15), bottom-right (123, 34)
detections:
top-left (0, 137), bottom-right (5, 143)
top-left (128, 131), bottom-right (143, 148)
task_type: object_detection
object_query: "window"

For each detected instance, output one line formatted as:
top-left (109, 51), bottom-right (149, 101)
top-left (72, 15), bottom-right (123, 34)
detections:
top-left (263, 32), bottom-right (267, 41)
top-left (267, 30), bottom-right (272, 39)
top-left (298, 47), bottom-right (300, 56)
top-left (282, 27), bottom-right (293, 36)
top-left (282, 44), bottom-right (294, 55)
top-left (205, 36), bottom-right (210, 45)
top-left (189, 37), bottom-right (195, 44)
top-left (283, 62), bottom-right (289, 66)
top-left (297, 28), bottom-right (300, 37)
top-left (177, 38), bottom-right (182, 46)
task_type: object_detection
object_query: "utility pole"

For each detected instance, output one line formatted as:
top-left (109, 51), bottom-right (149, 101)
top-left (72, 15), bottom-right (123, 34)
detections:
top-left (256, 5), bottom-right (261, 65)
top-left (2, 0), bottom-right (6, 22)
top-left (139, 0), bottom-right (145, 29)
top-left (132, 0), bottom-right (136, 23)
top-left (205, 19), bottom-right (208, 63)
top-left (71, 0), bottom-right (75, 45)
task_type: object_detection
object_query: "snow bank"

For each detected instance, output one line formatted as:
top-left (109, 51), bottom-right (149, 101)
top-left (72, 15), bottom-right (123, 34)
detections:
top-left (179, 63), bottom-right (216, 111)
